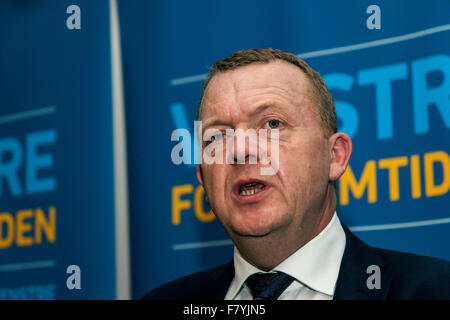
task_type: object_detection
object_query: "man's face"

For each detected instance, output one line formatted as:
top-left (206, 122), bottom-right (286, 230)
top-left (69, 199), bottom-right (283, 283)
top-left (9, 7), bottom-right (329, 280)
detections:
top-left (197, 60), bottom-right (333, 240)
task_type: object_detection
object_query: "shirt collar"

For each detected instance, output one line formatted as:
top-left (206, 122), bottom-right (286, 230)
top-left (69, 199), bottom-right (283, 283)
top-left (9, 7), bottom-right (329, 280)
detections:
top-left (228, 212), bottom-right (346, 299)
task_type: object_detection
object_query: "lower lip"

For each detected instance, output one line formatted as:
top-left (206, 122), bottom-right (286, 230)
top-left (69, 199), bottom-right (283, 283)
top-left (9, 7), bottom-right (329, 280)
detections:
top-left (232, 186), bottom-right (273, 204)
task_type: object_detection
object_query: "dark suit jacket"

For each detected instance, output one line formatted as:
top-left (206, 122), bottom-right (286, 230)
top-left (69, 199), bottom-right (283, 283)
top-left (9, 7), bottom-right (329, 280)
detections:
top-left (143, 225), bottom-right (450, 300)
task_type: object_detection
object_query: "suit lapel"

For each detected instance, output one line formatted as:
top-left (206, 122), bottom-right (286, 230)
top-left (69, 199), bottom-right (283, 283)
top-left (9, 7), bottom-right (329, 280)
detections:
top-left (207, 225), bottom-right (394, 300)
top-left (207, 260), bottom-right (235, 299)
top-left (334, 225), bottom-right (393, 300)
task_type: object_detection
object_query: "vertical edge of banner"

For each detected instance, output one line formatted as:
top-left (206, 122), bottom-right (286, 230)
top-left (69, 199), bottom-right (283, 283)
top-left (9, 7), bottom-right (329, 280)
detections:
top-left (110, 0), bottom-right (131, 300)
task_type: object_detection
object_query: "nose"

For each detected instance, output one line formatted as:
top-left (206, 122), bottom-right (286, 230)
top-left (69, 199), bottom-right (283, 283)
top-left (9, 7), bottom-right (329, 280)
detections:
top-left (231, 128), bottom-right (258, 165)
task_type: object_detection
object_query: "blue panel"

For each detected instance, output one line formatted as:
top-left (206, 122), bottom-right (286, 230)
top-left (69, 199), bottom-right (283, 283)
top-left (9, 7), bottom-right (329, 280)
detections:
top-left (0, 0), bottom-right (116, 299)
top-left (118, 0), bottom-right (450, 299)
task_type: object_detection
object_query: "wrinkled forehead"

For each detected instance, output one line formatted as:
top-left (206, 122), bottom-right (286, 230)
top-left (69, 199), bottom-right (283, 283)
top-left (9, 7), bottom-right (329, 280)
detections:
top-left (200, 61), bottom-right (315, 121)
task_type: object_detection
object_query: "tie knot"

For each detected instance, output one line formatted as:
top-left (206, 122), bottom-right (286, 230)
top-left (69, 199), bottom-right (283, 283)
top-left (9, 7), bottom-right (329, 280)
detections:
top-left (245, 272), bottom-right (295, 300)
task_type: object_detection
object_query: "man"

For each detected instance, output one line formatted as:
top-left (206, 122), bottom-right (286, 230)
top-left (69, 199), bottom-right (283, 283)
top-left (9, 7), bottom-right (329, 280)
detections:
top-left (144, 48), bottom-right (450, 300)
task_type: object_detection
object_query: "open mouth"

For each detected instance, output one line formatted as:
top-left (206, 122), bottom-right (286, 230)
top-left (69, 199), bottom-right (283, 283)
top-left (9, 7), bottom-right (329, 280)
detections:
top-left (238, 182), bottom-right (267, 196)
top-left (233, 179), bottom-right (272, 204)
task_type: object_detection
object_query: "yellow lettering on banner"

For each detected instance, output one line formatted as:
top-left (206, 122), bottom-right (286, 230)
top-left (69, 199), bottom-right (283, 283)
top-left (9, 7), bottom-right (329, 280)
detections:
top-left (0, 207), bottom-right (57, 249)
top-left (194, 185), bottom-right (215, 223)
top-left (35, 206), bottom-right (56, 244)
top-left (339, 160), bottom-right (377, 205)
top-left (410, 154), bottom-right (421, 199)
top-left (168, 151), bottom-right (449, 217)
top-left (172, 184), bottom-right (193, 225)
top-left (424, 151), bottom-right (450, 197)
top-left (16, 209), bottom-right (33, 246)
top-left (0, 213), bottom-right (14, 249)
top-left (378, 156), bottom-right (408, 201)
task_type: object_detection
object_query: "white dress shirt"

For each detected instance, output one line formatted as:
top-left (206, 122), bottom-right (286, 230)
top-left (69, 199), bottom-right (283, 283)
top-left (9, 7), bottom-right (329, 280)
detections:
top-left (225, 212), bottom-right (346, 300)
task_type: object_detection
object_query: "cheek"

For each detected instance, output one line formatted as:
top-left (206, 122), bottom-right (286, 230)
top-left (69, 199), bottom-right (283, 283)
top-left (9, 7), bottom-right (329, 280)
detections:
top-left (202, 164), bottom-right (228, 204)
top-left (278, 137), bottom-right (329, 190)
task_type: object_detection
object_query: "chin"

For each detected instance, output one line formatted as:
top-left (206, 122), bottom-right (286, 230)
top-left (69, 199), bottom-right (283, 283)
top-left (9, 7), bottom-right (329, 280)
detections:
top-left (230, 215), bottom-right (281, 238)
top-left (233, 227), bottom-right (272, 238)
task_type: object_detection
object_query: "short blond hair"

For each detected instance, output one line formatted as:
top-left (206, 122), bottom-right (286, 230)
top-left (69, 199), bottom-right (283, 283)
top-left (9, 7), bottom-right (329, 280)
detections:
top-left (197, 48), bottom-right (337, 137)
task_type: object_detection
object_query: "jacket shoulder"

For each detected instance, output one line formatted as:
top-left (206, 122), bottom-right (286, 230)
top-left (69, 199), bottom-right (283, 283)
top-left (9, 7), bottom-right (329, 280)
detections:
top-left (338, 225), bottom-right (450, 299)
top-left (141, 263), bottom-right (231, 300)
top-left (378, 247), bottom-right (450, 273)
top-left (377, 248), bottom-right (450, 299)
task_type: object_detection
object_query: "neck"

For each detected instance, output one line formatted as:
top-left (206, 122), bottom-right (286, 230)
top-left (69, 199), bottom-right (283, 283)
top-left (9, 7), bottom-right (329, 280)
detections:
top-left (233, 185), bottom-right (336, 271)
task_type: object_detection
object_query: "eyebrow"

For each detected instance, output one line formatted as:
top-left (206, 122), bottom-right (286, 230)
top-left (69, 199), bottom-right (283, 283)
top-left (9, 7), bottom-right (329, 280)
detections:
top-left (247, 103), bottom-right (288, 117)
top-left (202, 102), bottom-right (291, 131)
top-left (202, 119), bottom-right (234, 131)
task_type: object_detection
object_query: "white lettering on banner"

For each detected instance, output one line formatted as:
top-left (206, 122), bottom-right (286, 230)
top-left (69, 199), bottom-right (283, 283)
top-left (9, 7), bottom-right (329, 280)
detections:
top-left (366, 5), bottom-right (381, 30)
top-left (66, 265), bottom-right (81, 290)
top-left (66, 5), bottom-right (81, 30)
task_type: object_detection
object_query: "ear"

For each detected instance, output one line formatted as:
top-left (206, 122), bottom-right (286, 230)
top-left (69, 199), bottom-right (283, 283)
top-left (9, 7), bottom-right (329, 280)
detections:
top-left (196, 164), bottom-right (204, 185)
top-left (197, 164), bottom-right (209, 204)
top-left (328, 132), bottom-right (353, 181)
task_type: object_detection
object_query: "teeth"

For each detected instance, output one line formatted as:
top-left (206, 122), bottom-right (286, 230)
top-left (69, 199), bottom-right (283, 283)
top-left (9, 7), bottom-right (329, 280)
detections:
top-left (244, 182), bottom-right (258, 187)
top-left (239, 188), bottom-right (263, 196)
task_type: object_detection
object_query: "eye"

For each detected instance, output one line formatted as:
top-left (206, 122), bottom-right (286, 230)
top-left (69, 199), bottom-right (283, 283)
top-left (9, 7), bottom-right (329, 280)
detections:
top-left (205, 131), bottom-right (224, 145)
top-left (267, 119), bottom-right (280, 129)
top-left (211, 132), bottom-right (224, 142)
top-left (204, 129), bottom-right (226, 146)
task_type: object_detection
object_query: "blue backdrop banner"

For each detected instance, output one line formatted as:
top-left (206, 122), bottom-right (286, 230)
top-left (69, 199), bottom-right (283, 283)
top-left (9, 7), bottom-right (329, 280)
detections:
top-left (118, 0), bottom-right (450, 299)
top-left (0, 1), bottom-right (116, 299)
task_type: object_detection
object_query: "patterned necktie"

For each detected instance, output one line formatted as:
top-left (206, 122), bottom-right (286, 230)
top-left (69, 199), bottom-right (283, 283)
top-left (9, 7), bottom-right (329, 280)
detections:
top-left (245, 272), bottom-right (295, 300)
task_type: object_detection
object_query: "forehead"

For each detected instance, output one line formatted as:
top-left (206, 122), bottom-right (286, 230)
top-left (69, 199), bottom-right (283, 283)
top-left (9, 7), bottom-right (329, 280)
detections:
top-left (200, 60), bottom-right (314, 121)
